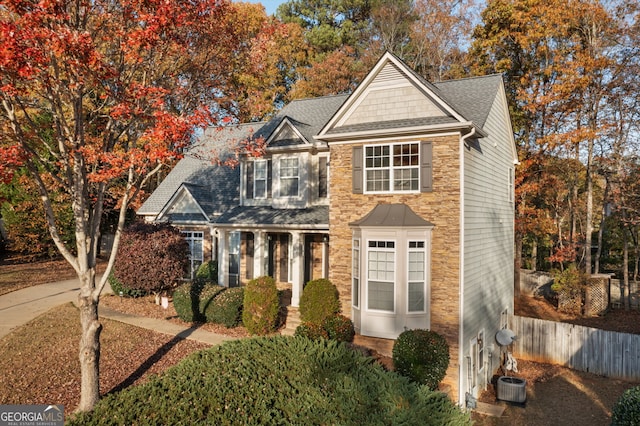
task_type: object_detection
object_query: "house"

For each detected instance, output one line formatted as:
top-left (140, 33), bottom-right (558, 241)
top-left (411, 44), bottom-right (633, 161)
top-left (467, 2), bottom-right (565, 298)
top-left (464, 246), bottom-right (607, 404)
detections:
top-left (138, 52), bottom-right (518, 405)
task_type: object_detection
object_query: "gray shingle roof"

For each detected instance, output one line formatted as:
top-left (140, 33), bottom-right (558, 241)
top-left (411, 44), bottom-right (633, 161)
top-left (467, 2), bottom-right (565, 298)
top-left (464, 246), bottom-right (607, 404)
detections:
top-left (324, 116), bottom-right (459, 135)
top-left (349, 204), bottom-right (434, 227)
top-left (137, 124), bottom-right (251, 216)
top-left (139, 55), bottom-right (503, 227)
top-left (216, 205), bottom-right (328, 227)
top-left (257, 95), bottom-right (349, 146)
top-left (433, 75), bottom-right (503, 129)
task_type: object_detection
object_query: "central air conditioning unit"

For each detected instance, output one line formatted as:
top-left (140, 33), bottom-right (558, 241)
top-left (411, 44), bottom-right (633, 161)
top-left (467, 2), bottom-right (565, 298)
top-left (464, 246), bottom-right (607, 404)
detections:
top-left (496, 376), bottom-right (527, 403)
top-left (494, 328), bottom-right (527, 403)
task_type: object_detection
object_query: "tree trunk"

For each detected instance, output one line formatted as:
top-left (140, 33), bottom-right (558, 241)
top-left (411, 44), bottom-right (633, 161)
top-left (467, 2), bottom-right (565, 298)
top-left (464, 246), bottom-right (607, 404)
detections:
top-left (530, 239), bottom-right (537, 271)
top-left (76, 271), bottom-right (103, 413)
top-left (623, 226), bottom-right (630, 311)
top-left (515, 232), bottom-right (522, 298)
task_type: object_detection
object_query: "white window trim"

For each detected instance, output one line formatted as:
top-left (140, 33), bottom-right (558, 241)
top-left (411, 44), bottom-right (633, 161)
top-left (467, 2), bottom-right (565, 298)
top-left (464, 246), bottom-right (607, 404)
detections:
top-left (478, 329), bottom-right (486, 372)
top-left (279, 156), bottom-right (300, 198)
top-left (352, 238), bottom-right (360, 309)
top-left (365, 239), bottom-right (397, 314)
top-left (364, 142), bottom-right (420, 194)
top-left (182, 231), bottom-right (204, 279)
top-left (407, 240), bottom-right (427, 314)
top-left (253, 159), bottom-right (268, 199)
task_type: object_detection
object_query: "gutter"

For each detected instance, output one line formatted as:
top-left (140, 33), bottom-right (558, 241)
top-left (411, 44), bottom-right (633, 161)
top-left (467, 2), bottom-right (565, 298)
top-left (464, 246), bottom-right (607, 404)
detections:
top-left (458, 126), bottom-right (477, 406)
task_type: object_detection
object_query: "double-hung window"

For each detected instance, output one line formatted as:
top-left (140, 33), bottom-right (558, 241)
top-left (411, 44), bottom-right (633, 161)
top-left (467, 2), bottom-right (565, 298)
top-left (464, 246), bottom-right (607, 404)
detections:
top-left (182, 231), bottom-right (203, 279)
top-left (352, 239), bottom-right (360, 309)
top-left (280, 157), bottom-right (299, 197)
top-left (407, 241), bottom-right (426, 312)
top-left (246, 159), bottom-right (271, 200)
top-left (365, 142), bottom-right (419, 192)
top-left (367, 240), bottom-right (395, 312)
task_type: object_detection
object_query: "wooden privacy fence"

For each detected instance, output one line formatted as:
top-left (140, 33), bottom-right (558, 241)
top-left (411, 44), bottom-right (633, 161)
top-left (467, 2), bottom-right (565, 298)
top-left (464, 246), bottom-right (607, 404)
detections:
top-left (510, 315), bottom-right (640, 382)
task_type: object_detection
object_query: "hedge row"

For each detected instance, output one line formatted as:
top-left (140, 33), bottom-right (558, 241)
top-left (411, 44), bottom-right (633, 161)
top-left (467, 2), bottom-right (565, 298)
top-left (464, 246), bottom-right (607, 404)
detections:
top-left (68, 337), bottom-right (471, 425)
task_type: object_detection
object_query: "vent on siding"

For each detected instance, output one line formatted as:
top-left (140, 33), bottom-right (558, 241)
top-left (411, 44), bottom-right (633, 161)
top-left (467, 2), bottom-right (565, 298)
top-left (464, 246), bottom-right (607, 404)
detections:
top-left (375, 63), bottom-right (407, 84)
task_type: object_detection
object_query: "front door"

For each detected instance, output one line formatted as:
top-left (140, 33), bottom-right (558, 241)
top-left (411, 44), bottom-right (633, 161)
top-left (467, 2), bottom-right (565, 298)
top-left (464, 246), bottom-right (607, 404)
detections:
top-left (268, 233), bottom-right (289, 283)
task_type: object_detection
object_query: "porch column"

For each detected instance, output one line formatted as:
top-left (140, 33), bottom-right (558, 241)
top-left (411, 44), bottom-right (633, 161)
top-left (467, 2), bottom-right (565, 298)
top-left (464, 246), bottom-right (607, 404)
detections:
top-left (291, 231), bottom-right (304, 307)
top-left (217, 229), bottom-right (228, 287)
top-left (322, 234), bottom-right (329, 278)
top-left (253, 231), bottom-right (265, 279)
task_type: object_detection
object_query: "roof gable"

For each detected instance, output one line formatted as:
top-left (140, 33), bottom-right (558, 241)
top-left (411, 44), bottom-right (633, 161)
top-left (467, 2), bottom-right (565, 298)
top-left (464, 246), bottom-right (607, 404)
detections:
top-left (267, 118), bottom-right (309, 148)
top-left (337, 61), bottom-right (450, 128)
top-left (317, 52), bottom-right (502, 140)
top-left (157, 184), bottom-right (208, 222)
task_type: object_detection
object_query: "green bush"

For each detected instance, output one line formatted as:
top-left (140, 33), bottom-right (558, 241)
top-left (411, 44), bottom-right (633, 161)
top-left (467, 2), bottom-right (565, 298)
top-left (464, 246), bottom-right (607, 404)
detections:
top-left (295, 314), bottom-right (354, 343)
top-left (299, 278), bottom-right (340, 325)
top-left (173, 281), bottom-right (223, 323)
top-left (294, 322), bottom-right (329, 340)
top-left (393, 329), bottom-right (450, 390)
top-left (198, 284), bottom-right (226, 315)
top-left (551, 264), bottom-right (586, 294)
top-left (242, 276), bottom-right (280, 335)
top-left (107, 271), bottom-right (146, 298)
top-left (204, 287), bottom-right (244, 328)
top-left (67, 337), bottom-right (471, 426)
top-left (195, 260), bottom-right (218, 284)
top-left (612, 385), bottom-right (640, 425)
top-left (322, 314), bottom-right (355, 343)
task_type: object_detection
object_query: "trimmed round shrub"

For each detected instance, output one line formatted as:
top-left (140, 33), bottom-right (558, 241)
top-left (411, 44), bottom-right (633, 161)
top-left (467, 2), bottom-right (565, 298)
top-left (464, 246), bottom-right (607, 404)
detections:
top-left (612, 385), bottom-right (640, 425)
top-left (198, 284), bottom-right (226, 315)
top-left (67, 337), bottom-right (471, 425)
top-left (204, 287), bottom-right (244, 328)
top-left (108, 271), bottom-right (146, 298)
top-left (294, 322), bottom-right (329, 340)
top-left (322, 314), bottom-right (355, 343)
top-left (195, 260), bottom-right (218, 284)
top-left (172, 281), bottom-right (223, 323)
top-left (299, 278), bottom-right (340, 325)
top-left (114, 222), bottom-right (189, 295)
top-left (242, 276), bottom-right (280, 335)
top-left (393, 329), bottom-right (450, 390)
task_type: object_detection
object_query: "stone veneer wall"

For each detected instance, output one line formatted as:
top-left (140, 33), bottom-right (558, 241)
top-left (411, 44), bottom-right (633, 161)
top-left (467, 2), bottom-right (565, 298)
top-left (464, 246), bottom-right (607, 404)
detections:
top-left (328, 134), bottom-right (462, 399)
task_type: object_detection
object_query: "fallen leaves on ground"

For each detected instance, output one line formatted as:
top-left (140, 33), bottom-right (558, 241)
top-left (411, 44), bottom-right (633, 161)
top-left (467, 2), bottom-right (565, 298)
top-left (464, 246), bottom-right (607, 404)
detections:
top-left (100, 294), bottom-right (250, 338)
top-left (0, 303), bottom-right (210, 410)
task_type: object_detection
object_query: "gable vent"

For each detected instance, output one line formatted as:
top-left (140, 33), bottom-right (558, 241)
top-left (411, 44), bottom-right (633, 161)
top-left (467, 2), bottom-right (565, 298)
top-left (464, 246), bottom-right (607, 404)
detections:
top-left (375, 63), bottom-right (407, 83)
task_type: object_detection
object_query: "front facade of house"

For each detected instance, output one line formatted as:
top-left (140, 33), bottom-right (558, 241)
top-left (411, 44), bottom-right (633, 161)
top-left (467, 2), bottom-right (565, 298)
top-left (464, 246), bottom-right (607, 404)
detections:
top-left (138, 52), bottom-right (517, 405)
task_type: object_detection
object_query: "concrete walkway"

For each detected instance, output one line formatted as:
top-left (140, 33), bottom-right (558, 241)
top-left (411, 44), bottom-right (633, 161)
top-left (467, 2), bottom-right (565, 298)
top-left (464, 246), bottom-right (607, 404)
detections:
top-left (0, 277), bottom-right (237, 346)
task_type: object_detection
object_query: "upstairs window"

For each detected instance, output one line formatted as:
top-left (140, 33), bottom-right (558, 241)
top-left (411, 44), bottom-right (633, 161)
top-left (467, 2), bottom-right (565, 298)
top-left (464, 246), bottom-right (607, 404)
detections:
top-left (280, 157), bottom-right (299, 197)
top-left (353, 141), bottom-right (432, 194)
top-left (246, 159), bottom-right (271, 200)
top-left (318, 157), bottom-right (328, 198)
top-left (365, 143), bottom-right (419, 192)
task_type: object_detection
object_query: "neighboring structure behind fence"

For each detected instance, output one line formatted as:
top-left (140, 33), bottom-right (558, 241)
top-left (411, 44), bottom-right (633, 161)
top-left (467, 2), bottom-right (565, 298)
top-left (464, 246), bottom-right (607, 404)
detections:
top-left (520, 269), bottom-right (639, 309)
top-left (510, 315), bottom-right (640, 382)
top-left (610, 279), bottom-right (640, 309)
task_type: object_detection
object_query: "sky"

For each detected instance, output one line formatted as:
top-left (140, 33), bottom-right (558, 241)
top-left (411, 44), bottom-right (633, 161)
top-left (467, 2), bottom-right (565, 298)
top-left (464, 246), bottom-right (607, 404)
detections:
top-left (243, 0), bottom-right (287, 16)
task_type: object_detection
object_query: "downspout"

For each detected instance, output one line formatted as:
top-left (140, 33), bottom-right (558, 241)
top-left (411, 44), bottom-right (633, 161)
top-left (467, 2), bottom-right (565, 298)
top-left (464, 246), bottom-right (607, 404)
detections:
top-left (458, 126), bottom-right (477, 406)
